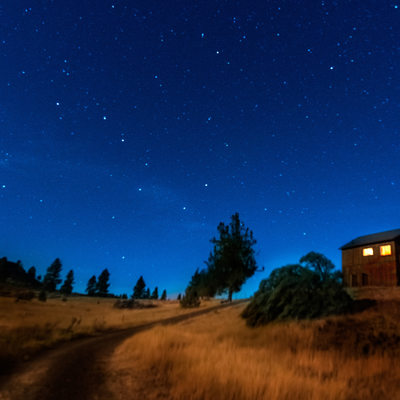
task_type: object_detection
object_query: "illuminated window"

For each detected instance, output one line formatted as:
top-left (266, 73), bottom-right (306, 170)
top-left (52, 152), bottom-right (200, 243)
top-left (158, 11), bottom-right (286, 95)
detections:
top-left (380, 245), bottom-right (392, 256)
top-left (363, 248), bottom-right (373, 256)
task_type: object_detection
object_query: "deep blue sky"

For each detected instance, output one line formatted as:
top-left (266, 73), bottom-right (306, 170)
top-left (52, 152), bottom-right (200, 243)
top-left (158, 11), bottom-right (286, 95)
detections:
top-left (1, 1), bottom-right (399, 297)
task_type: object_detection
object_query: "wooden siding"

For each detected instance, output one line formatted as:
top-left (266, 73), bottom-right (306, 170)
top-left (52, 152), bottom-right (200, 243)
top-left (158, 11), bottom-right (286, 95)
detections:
top-left (342, 240), bottom-right (400, 287)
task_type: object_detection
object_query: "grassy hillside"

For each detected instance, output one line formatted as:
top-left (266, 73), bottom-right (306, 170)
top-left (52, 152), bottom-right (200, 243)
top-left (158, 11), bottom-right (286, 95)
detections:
top-left (108, 288), bottom-right (400, 400)
top-left (0, 295), bottom-right (219, 372)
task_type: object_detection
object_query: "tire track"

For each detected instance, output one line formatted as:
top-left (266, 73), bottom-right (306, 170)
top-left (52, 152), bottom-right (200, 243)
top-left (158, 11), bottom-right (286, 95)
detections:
top-left (0, 300), bottom-right (247, 400)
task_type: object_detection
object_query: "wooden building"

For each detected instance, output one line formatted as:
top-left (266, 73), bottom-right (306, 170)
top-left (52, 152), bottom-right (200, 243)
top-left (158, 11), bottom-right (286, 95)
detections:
top-left (340, 229), bottom-right (400, 287)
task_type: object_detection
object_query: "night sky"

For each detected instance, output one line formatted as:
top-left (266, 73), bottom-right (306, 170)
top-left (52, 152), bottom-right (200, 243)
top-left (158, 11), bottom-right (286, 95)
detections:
top-left (1, 1), bottom-right (400, 297)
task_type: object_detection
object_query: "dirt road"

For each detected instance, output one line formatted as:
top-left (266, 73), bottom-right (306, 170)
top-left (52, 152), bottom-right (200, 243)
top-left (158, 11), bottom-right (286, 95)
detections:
top-left (0, 301), bottom-right (246, 400)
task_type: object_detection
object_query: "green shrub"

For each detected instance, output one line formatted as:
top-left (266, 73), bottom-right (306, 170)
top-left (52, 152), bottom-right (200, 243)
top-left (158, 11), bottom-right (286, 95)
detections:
top-left (242, 264), bottom-right (353, 326)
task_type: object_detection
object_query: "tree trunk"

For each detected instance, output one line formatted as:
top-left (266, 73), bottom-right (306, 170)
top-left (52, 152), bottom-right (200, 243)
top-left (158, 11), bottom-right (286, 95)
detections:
top-left (228, 288), bottom-right (233, 302)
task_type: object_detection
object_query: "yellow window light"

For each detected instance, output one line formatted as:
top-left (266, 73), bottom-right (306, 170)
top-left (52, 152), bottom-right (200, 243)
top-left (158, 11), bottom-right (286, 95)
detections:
top-left (380, 245), bottom-right (392, 256)
top-left (363, 248), bottom-right (373, 256)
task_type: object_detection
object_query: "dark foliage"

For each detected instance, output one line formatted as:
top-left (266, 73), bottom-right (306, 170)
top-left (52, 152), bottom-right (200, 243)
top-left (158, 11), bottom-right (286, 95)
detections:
top-left (160, 289), bottom-right (167, 300)
top-left (43, 258), bottom-right (63, 292)
top-left (206, 213), bottom-right (258, 301)
top-left (0, 257), bottom-right (41, 288)
top-left (38, 289), bottom-right (47, 302)
top-left (15, 291), bottom-right (35, 302)
top-left (60, 270), bottom-right (74, 296)
top-left (242, 256), bottom-right (353, 326)
top-left (300, 251), bottom-right (335, 282)
top-left (132, 276), bottom-right (146, 299)
top-left (177, 293), bottom-right (181, 300)
top-left (113, 299), bottom-right (157, 309)
top-left (180, 287), bottom-right (200, 308)
top-left (86, 275), bottom-right (97, 296)
top-left (121, 293), bottom-right (128, 299)
top-left (151, 286), bottom-right (159, 300)
top-left (27, 266), bottom-right (36, 280)
top-left (188, 268), bottom-right (218, 299)
top-left (96, 268), bottom-right (110, 297)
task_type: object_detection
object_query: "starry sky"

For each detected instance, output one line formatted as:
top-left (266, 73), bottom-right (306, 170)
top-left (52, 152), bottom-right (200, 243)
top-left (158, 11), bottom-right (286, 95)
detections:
top-left (1, 1), bottom-right (400, 297)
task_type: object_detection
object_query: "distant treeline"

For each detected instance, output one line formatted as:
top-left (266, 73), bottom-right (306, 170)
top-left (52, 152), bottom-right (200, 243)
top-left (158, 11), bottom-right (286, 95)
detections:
top-left (0, 257), bottom-right (167, 300)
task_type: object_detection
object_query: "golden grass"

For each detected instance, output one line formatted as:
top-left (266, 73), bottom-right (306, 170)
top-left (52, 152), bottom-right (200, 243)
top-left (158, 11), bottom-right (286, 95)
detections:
top-left (0, 295), bottom-right (219, 367)
top-left (109, 299), bottom-right (400, 400)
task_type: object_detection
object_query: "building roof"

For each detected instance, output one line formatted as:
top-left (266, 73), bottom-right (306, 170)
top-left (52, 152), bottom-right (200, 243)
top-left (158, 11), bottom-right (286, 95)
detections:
top-left (340, 229), bottom-right (400, 250)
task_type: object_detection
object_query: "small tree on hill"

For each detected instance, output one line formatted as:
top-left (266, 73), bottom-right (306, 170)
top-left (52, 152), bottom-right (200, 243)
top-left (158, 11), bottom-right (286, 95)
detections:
top-left (160, 289), bottom-right (167, 301)
top-left (151, 286), bottom-right (159, 300)
top-left (96, 269), bottom-right (110, 297)
top-left (300, 251), bottom-right (335, 282)
top-left (133, 276), bottom-right (146, 299)
top-left (144, 288), bottom-right (151, 299)
top-left (86, 275), bottom-right (97, 296)
top-left (206, 213), bottom-right (258, 302)
top-left (43, 258), bottom-right (63, 292)
top-left (60, 270), bottom-right (74, 296)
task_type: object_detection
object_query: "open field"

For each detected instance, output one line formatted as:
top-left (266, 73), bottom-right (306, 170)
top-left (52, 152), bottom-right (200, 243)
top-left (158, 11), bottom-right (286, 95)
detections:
top-left (108, 288), bottom-right (400, 400)
top-left (0, 294), bottom-right (220, 371)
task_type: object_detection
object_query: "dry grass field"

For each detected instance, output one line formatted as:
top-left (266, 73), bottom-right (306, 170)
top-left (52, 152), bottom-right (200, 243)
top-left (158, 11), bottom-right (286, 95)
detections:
top-left (0, 294), bottom-right (219, 370)
top-left (108, 288), bottom-right (400, 400)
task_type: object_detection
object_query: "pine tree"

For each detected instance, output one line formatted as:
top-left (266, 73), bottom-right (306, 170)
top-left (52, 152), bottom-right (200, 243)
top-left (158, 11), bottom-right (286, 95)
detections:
top-left (180, 288), bottom-right (200, 308)
top-left (206, 213), bottom-right (258, 302)
top-left (86, 275), bottom-right (97, 296)
top-left (96, 269), bottom-right (110, 297)
top-left (151, 286), bottom-right (159, 299)
top-left (27, 266), bottom-right (36, 280)
top-left (133, 276), bottom-right (146, 299)
top-left (145, 288), bottom-right (151, 299)
top-left (43, 258), bottom-right (63, 292)
top-left (60, 270), bottom-right (74, 296)
top-left (177, 293), bottom-right (181, 300)
top-left (160, 289), bottom-right (167, 301)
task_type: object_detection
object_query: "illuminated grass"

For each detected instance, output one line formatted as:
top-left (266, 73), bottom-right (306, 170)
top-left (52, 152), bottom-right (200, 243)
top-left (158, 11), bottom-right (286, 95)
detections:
top-left (0, 295), bottom-right (219, 368)
top-left (109, 295), bottom-right (400, 400)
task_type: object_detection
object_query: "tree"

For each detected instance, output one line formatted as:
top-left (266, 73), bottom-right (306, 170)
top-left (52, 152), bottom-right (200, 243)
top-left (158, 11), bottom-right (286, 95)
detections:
top-left (43, 258), bottom-right (62, 292)
top-left (177, 293), bottom-right (181, 301)
top-left (60, 270), bottom-right (74, 296)
top-left (86, 275), bottom-right (97, 296)
top-left (160, 289), bottom-right (167, 301)
top-left (193, 268), bottom-right (218, 298)
top-left (133, 276), bottom-right (146, 299)
top-left (206, 213), bottom-right (258, 302)
top-left (96, 269), bottom-right (110, 297)
top-left (144, 288), bottom-right (151, 299)
top-left (27, 266), bottom-right (36, 280)
top-left (151, 286), bottom-right (159, 300)
top-left (180, 286), bottom-right (200, 308)
top-left (300, 251), bottom-right (335, 282)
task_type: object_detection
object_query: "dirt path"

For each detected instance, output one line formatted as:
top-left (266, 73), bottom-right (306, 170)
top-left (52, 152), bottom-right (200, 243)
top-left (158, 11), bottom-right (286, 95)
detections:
top-left (0, 300), bottom-right (247, 400)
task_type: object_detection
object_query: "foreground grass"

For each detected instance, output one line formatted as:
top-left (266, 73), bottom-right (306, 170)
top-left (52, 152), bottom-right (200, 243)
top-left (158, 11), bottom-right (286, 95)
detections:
top-left (109, 290), bottom-right (400, 400)
top-left (0, 295), bottom-right (219, 370)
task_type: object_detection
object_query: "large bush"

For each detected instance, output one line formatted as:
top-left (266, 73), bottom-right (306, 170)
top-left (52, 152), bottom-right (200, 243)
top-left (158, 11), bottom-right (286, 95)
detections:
top-left (242, 263), bottom-right (353, 326)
